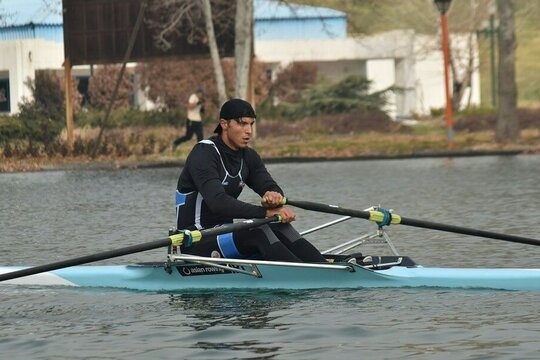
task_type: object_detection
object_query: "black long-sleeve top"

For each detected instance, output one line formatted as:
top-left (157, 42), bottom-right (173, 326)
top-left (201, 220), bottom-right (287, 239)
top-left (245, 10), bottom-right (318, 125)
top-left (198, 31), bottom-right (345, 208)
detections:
top-left (176, 136), bottom-right (283, 229)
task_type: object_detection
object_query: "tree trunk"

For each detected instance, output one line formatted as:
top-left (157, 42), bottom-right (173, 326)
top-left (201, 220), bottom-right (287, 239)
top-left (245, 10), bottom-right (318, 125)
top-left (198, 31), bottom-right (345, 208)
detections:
top-left (234, 0), bottom-right (253, 100)
top-left (201, 0), bottom-right (227, 106)
top-left (496, 0), bottom-right (519, 142)
top-left (450, 33), bottom-right (474, 112)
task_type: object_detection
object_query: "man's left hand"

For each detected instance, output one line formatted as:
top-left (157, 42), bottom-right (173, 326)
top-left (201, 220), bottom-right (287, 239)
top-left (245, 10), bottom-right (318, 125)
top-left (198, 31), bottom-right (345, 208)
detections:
top-left (261, 191), bottom-right (283, 208)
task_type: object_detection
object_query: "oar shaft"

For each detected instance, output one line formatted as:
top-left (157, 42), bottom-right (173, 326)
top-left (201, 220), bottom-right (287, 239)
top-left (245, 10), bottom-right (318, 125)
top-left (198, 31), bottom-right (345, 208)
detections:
top-left (286, 200), bottom-right (371, 220)
top-left (285, 199), bottom-right (540, 247)
top-left (399, 217), bottom-right (540, 246)
top-left (0, 238), bottom-right (171, 282)
top-left (0, 216), bottom-right (281, 282)
top-left (199, 217), bottom-right (279, 237)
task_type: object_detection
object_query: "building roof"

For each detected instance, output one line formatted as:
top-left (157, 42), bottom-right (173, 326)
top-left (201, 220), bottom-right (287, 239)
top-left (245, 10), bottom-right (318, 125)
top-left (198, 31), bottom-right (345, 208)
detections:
top-left (0, 23), bottom-right (63, 42)
top-left (0, 0), bottom-right (346, 42)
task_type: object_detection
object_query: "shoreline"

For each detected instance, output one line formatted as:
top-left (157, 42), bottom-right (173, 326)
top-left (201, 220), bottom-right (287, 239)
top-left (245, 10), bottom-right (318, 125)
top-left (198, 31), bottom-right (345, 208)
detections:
top-left (1, 147), bottom-right (532, 173)
top-left (3, 124), bottom-right (539, 173)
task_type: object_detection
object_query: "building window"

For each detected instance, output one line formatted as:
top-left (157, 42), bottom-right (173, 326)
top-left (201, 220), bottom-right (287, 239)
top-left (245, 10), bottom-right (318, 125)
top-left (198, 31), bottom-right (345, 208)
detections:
top-left (0, 78), bottom-right (9, 113)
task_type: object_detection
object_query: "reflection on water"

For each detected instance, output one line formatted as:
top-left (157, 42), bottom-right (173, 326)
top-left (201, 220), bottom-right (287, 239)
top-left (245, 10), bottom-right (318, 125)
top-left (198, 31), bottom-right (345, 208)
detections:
top-left (168, 290), bottom-right (298, 331)
top-left (166, 291), bottom-right (306, 357)
top-left (193, 340), bottom-right (280, 357)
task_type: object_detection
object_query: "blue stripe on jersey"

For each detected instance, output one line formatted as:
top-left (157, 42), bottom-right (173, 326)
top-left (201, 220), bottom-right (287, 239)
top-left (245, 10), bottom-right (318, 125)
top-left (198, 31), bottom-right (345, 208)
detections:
top-left (176, 191), bottom-right (187, 207)
top-left (217, 232), bottom-right (241, 258)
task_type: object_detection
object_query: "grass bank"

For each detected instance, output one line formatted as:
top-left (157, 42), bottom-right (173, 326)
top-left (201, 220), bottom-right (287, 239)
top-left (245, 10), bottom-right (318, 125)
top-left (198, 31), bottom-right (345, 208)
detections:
top-left (2, 120), bottom-right (539, 173)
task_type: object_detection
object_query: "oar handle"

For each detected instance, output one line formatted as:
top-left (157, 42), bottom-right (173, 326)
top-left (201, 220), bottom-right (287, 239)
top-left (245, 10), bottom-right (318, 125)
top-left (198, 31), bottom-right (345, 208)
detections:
top-left (0, 215), bottom-right (281, 282)
top-left (284, 198), bottom-right (540, 247)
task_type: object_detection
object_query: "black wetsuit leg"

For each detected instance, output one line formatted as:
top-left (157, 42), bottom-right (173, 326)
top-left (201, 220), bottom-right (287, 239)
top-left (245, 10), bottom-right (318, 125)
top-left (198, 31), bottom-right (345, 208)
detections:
top-left (180, 224), bottom-right (325, 263)
top-left (233, 225), bottom-right (302, 262)
top-left (179, 225), bottom-right (301, 262)
top-left (269, 223), bottom-right (327, 263)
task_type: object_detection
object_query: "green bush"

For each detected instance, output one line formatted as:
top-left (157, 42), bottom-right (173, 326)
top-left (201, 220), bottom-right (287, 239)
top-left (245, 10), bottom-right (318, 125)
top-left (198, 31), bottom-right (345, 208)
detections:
top-left (262, 75), bottom-right (392, 121)
top-left (17, 71), bottom-right (66, 146)
top-left (0, 115), bottom-right (25, 144)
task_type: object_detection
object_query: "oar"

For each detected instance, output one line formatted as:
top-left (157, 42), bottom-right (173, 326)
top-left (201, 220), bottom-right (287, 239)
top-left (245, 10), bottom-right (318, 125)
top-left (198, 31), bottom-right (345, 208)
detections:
top-left (283, 198), bottom-right (540, 247)
top-left (0, 216), bottom-right (280, 282)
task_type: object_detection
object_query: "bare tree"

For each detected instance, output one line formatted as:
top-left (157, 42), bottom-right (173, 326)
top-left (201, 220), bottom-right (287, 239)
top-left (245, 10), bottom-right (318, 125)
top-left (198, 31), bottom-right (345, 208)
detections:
top-left (495, 0), bottom-right (519, 142)
top-left (201, 0), bottom-right (227, 104)
top-left (234, 0), bottom-right (254, 100)
top-left (145, 0), bottom-right (231, 104)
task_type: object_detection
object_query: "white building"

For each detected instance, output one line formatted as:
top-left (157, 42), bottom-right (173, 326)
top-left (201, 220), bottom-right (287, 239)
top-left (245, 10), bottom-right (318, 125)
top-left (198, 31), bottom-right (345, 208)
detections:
top-left (0, 38), bottom-right (64, 113)
top-left (0, 0), bottom-right (480, 118)
top-left (254, 1), bottom-right (480, 119)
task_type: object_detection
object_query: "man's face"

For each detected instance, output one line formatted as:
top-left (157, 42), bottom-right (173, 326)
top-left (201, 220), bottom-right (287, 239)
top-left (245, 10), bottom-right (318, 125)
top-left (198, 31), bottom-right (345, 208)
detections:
top-left (220, 117), bottom-right (255, 150)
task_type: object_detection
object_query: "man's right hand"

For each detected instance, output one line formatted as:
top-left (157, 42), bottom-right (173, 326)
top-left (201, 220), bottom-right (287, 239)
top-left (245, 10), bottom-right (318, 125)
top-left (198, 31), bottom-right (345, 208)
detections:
top-left (266, 206), bottom-right (296, 223)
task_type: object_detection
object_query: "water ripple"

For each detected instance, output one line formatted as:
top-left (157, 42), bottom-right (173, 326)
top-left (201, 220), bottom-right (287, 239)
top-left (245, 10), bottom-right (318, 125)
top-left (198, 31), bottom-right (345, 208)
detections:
top-left (2, 156), bottom-right (540, 359)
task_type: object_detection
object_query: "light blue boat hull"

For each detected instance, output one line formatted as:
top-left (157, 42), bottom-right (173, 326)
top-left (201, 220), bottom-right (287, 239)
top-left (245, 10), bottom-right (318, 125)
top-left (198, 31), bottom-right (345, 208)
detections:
top-left (2, 262), bottom-right (540, 291)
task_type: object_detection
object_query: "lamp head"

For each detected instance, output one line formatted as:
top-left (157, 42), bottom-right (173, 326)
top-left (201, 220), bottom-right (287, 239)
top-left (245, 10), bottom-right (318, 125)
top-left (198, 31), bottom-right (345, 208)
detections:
top-left (434, 0), bottom-right (452, 15)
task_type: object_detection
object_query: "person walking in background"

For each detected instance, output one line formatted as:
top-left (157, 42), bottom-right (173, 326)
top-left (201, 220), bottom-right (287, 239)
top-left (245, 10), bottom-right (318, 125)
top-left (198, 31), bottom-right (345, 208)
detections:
top-left (172, 87), bottom-right (205, 150)
top-left (175, 98), bottom-right (327, 263)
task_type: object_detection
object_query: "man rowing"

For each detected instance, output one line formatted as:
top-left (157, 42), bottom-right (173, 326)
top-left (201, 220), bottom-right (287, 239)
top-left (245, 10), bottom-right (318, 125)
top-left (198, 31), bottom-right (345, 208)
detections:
top-left (175, 98), bottom-right (326, 262)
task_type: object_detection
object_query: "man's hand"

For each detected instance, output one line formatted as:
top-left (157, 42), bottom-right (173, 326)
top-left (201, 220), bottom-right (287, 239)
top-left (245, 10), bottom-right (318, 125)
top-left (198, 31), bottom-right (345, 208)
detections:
top-left (261, 191), bottom-right (283, 208)
top-left (266, 206), bottom-right (296, 223)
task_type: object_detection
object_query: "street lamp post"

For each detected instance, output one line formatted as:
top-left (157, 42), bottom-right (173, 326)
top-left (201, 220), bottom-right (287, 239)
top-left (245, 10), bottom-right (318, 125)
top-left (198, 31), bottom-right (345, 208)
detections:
top-left (434, 0), bottom-right (454, 149)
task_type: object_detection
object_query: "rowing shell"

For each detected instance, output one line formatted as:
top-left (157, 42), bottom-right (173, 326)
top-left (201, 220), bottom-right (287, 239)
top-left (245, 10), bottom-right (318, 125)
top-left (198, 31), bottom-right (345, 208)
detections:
top-left (1, 255), bottom-right (539, 291)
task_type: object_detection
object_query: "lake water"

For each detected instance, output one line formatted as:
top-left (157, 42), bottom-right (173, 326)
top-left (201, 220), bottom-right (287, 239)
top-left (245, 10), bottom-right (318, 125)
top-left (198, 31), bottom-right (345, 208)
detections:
top-left (1, 155), bottom-right (540, 359)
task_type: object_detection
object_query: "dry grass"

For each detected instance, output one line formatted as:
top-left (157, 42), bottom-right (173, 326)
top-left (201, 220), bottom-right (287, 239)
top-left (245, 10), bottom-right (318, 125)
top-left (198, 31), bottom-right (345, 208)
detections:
top-left (2, 125), bottom-right (539, 173)
top-left (2, 109), bottom-right (540, 172)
